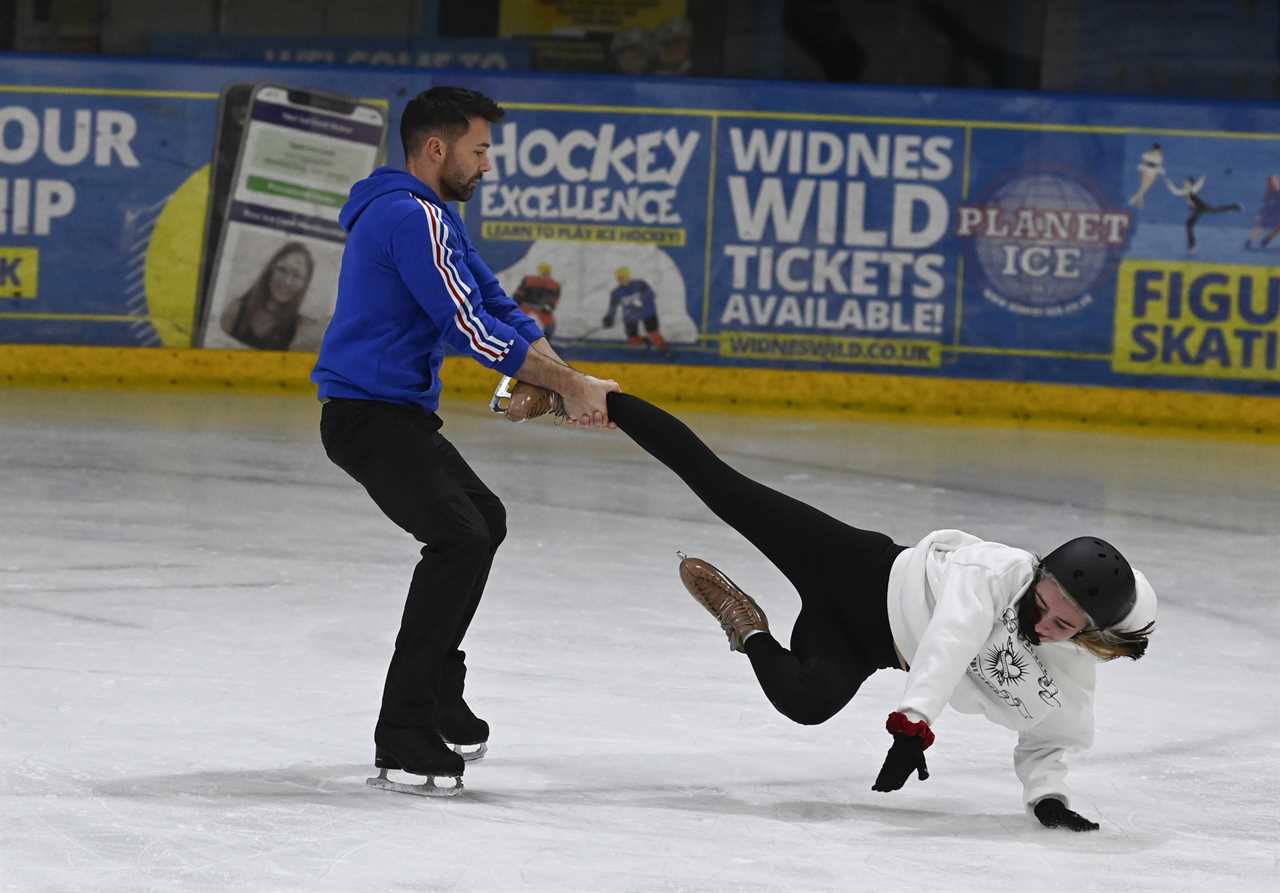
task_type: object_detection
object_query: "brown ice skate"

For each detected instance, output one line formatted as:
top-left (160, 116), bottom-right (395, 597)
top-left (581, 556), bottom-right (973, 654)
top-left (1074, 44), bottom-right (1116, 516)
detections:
top-left (490, 376), bottom-right (566, 423)
top-left (678, 554), bottom-right (769, 652)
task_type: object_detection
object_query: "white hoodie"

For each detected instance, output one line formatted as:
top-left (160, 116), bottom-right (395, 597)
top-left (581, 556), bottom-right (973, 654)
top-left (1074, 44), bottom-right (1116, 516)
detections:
top-left (885, 530), bottom-right (1157, 808)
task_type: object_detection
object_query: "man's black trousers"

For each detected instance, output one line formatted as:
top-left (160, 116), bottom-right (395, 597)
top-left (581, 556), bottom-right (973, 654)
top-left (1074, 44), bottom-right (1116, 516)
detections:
top-left (320, 398), bottom-right (505, 734)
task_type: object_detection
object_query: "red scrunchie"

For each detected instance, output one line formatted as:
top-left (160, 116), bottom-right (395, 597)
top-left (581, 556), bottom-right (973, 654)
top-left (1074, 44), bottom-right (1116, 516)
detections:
top-left (886, 711), bottom-right (936, 749)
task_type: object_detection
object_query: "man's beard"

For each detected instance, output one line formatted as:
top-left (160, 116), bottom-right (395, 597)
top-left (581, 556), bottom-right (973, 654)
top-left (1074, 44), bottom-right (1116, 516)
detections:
top-left (440, 162), bottom-right (479, 202)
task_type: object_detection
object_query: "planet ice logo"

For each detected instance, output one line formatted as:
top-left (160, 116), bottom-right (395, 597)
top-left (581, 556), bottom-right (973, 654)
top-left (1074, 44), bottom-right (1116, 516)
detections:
top-left (957, 173), bottom-right (1132, 317)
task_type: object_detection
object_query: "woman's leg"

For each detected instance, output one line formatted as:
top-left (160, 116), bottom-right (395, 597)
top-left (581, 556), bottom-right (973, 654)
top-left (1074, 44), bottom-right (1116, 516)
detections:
top-left (607, 392), bottom-right (893, 607)
top-left (610, 393), bottom-right (904, 724)
top-left (744, 607), bottom-right (874, 725)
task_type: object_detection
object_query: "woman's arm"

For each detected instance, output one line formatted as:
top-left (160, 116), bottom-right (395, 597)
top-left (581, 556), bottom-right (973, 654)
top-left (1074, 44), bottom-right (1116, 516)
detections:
top-left (1015, 652), bottom-right (1097, 828)
top-left (896, 558), bottom-right (1022, 724)
top-left (872, 556), bottom-right (1024, 793)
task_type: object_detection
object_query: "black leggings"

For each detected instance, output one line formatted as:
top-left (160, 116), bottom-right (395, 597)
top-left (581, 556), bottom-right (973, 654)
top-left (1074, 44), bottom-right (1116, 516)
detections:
top-left (607, 393), bottom-right (905, 725)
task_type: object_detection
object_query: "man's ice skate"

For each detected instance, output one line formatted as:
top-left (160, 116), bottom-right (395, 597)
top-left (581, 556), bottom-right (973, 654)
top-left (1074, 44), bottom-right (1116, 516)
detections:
top-left (489, 375), bottom-right (565, 423)
top-left (677, 553), bottom-right (769, 652)
top-left (436, 700), bottom-right (490, 762)
top-left (367, 727), bottom-right (465, 797)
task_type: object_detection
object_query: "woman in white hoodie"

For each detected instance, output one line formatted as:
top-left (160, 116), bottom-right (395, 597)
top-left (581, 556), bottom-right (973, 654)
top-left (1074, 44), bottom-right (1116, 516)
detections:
top-left (605, 392), bottom-right (1156, 832)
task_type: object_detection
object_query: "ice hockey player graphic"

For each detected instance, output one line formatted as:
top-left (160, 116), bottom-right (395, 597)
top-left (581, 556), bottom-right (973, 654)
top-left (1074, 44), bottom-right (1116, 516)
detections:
top-left (1127, 143), bottom-right (1165, 209)
top-left (1165, 174), bottom-right (1244, 253)
top-left (513, 262), bottom-right (561, 339)
top-left (1245, 174), bottom-right (1280, 250)
top-left (602, 267), bottom-right (671, 356)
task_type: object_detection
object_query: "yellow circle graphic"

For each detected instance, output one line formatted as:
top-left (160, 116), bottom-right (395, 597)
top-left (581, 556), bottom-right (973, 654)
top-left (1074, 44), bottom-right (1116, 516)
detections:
top-left (145, 165), bottom-right (209, 347)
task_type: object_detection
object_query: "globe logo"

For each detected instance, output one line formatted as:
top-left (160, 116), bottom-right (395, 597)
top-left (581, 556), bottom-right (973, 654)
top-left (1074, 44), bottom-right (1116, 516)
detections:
top-left (957, 173), bottom-right (1132, 317)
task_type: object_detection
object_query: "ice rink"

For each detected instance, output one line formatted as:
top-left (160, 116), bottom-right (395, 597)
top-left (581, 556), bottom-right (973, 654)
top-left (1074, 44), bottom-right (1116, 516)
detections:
top-left (2, 386), bottom-right (1277, 892)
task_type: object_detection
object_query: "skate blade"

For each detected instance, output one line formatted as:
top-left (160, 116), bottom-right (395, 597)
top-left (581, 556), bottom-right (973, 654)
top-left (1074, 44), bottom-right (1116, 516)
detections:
top-left (489, 376), bottom-right (515, 415)
top-left (450, 741), bottom-right (487, 762)
top-left (366, 768), bottom-right (464, 797)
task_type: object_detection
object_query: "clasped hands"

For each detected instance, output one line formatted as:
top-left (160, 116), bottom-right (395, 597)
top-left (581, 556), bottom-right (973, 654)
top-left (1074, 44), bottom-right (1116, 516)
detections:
top-left (560, 375), bottom-right (620, 429)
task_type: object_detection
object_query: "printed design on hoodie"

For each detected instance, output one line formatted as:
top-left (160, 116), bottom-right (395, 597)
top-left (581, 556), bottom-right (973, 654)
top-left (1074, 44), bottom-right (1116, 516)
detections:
top-left (967, 604), bottom-right (1061, 722)
top-left (983, 636), bottom-right (1029, 686)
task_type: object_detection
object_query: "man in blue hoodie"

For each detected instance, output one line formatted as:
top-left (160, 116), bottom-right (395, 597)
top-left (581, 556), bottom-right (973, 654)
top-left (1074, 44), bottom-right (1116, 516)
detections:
top-left (313, 86), bottom-right (619, 792)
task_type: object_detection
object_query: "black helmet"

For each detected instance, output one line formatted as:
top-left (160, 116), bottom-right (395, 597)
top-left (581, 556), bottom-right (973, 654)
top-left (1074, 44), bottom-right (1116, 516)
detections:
top-left (1042, 537), bottom-right (1137, 629)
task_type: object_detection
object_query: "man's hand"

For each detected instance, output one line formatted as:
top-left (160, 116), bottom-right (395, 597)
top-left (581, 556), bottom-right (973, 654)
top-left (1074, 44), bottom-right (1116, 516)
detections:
top-left (510, 345), bottom-right (619, 429)
top-left (871, 711), bottom-right (934, 792)
top-left (561, 375), bottom-right (620, 429)
top-left (600, 315), bottom-right (614, 328)
top-left (1033, 798), bottom-right (1099, 832)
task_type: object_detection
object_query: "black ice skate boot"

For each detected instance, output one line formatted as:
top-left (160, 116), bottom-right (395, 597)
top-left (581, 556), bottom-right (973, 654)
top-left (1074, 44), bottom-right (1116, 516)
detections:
top-left (678, 554), bottom-right (770, 652)
top-left (435, 700), bottom-right (490, 762)
top-left (435, 656), bottom-right (489, 761)
top-left (368, 725), bottom-right (465, 797)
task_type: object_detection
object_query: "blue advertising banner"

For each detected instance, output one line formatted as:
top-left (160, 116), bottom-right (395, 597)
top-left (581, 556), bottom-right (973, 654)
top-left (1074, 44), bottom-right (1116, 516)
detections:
top-left (0, 55), bottom-right (1276, 396)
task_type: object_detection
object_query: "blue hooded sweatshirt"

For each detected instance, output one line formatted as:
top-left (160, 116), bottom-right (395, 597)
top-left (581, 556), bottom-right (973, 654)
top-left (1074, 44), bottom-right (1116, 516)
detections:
top-left (311, 167), bottom-right (542, 410)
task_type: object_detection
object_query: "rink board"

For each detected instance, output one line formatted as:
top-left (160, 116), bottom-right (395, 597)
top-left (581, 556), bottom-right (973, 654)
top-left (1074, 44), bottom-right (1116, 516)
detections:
top-left (0, 56), bottom-right (1278, 404)
top-left (1, 344), bottom-right (1275, 437)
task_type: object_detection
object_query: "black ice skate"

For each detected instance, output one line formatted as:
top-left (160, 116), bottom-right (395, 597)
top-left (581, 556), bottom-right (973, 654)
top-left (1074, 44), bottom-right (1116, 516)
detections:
top-left (367, 726), bottom-right (466, 797)
top-left (435, 699), bottom-right (490, 762)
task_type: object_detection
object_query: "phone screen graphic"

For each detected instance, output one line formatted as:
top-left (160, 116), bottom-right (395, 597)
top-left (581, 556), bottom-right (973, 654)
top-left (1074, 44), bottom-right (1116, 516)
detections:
top-left (197, 85), bottom-right (385, 351)
top-left (196, 83), bottom-right (252, 315)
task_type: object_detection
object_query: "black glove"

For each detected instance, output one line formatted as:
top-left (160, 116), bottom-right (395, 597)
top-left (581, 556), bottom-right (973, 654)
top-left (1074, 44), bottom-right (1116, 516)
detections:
top-left (1033, 797), bottom-right (1099, 832)
top-left (601, 315), bottom-right (613, 328)
top-left (871, 711), bottom-right (934, 792)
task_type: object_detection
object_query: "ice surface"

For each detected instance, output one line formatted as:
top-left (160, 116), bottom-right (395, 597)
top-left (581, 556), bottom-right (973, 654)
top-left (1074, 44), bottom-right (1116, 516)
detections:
top-left (2, 387), bottom-right (1277, 892)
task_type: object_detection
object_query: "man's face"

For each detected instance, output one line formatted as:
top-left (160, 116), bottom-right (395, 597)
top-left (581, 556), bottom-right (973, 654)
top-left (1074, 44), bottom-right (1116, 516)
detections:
top-left (438, 117), bottom-right (492, 202)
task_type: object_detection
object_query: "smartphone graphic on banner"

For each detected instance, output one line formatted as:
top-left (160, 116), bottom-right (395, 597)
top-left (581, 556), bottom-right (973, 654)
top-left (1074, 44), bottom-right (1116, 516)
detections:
top-left (197, 84), bottom-right (386, 351)
top-left (196, 83), bottom-right (253, 317)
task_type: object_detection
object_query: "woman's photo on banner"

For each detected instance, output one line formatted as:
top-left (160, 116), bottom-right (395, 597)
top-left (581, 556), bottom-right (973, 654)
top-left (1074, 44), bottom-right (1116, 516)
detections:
top-left (202, 230), bottom-right (339, 352)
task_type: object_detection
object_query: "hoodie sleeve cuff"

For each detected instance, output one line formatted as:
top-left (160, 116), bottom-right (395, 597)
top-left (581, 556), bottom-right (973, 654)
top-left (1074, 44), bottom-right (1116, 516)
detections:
top-left (1026, 791), bottom-right (1071, 812)
top-left (494, 334), bottom-right (531, 378)
top-left (515, 316), bottom-right (548, 346)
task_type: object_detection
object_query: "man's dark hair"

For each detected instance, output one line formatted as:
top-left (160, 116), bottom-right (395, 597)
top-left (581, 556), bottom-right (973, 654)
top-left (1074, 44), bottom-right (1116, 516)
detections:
top-left (400, 86), bottom-right (504, 160)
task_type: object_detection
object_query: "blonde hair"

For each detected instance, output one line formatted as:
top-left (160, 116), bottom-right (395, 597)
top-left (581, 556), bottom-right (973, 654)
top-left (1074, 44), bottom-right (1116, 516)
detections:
top-left (1074, 622), bottom-right (1154, 661)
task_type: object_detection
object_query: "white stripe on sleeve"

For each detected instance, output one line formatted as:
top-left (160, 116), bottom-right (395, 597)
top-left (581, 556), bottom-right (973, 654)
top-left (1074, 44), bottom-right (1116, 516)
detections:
top-left (421, 200), bottom-right (510, 353)
top-left (415, 198), bottom-right (505, 362)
